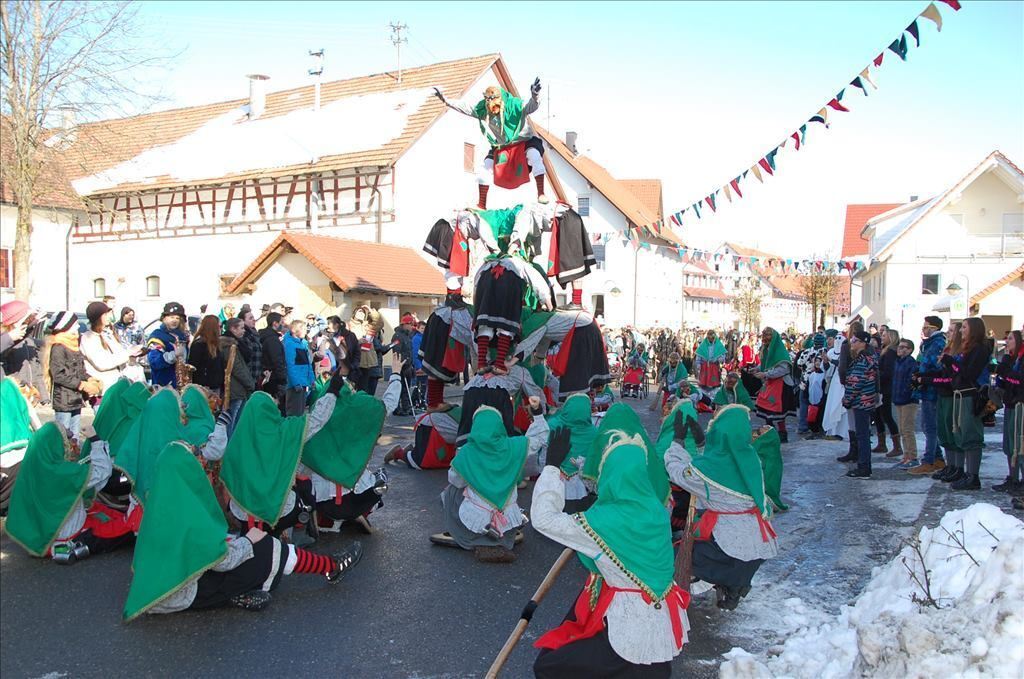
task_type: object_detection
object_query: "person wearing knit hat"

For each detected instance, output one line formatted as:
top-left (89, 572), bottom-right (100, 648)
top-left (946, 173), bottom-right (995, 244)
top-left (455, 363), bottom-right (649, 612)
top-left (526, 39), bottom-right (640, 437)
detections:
top-left (81, 302), bottom-right (132, 395)
top-left (146, 302), bottom-right (190, 388)
top-left (48, 312), bottom-right (99, 441)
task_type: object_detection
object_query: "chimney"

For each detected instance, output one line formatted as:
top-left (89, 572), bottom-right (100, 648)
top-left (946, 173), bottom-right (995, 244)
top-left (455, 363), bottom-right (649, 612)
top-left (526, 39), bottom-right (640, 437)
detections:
top-left (57, 104), bottom-right (77, 129)
top-left (247, 74), bottom-right (270, 119)
top-left (565, 131), bottom-right (578, 155)
top-left (909, 194), bottom-right (919, 202)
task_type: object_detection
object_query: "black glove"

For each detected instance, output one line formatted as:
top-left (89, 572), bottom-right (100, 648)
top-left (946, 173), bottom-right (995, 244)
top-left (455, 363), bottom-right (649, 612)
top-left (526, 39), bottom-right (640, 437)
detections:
top-left (546, 426), bottom-right (571, 470)
top-left (530, 77), bottom-right (541, 96)
top-left (326, 371), bottom-right (347, 396)
top-left (940, 354), bottom-right (954, 368)
top-left (688, 416), bottom-right (706, 448)
top-left (432, 86), bottom-right (445, 102)
top-left (672, 410), bottom-right (687, 442)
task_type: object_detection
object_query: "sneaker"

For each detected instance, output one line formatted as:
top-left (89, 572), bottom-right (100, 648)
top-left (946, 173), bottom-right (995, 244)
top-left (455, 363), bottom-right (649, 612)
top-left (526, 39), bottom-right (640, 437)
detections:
top-left (895, 459), bottom-right (919, 470)
top-left (909, 462), bottom-right (938, 475)
top-left (429, 532), bottom-right (459, 548)
top-left (229, 590), bottom-right (272, 611)
top-left (846, 468), bottom-right (872, 479)
top-left (326, 542), bottom-right (363, 583)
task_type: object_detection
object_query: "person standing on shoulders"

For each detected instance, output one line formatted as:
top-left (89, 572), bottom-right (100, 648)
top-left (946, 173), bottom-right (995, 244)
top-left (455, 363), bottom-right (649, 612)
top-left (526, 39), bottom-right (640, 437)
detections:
top-left (147, 302), bottom-right (190, 388)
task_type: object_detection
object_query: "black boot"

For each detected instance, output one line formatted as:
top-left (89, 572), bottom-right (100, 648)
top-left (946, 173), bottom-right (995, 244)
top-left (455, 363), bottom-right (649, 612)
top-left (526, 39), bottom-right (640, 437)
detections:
top-left (932, 464), bottom-right (953, 480)
top-left (836, 452), bottom-right (857, 462)
top-left (951, 473), bottom-right (980, 491)
top-left (992, 475), bottom-right (1014, 492)
top-left (943, 467), bottom-right (964, 484)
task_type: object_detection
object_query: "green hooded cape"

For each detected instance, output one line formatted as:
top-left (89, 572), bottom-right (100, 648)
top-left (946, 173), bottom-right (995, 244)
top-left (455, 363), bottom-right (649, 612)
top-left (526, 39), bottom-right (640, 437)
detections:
top-left (220, 391), bottom-right (307, 524)
top-left (696, 337), bottom-right (726, 362)
top-left (180, 385), bottom-right (215, 448)
top-left (584, 403), bottom-right (670, 505)
top-left (656, 398), bottom-right (700, 456)
top-left (714, 381), bottom-right (754, 408)
top-left (691, 405), bottom-right (768, 517)
top-left (123, 442), bottom-right (228, 621)
top-left (760, 330), bottom-right (790, 371)
top-left (546, 393), bottom-right (597, 475)
top-left (577, 441), bottom-right (675, 601)
top-left (5, 423), bottom-right (91, 556)
top-left (302, 389), bottom-right (385, 489)
top-left (477, 205), bottom-right (523, 255)
top-left (92, 378), bottom-right (151, 456)
top-left (0, 377), bottom-right (32, 455)
top-left (451, 407), bottom-right (528, 510)
top-left (752, 427), bottom-right (788, 511)
top-left (115, 389), bottom-right (187, 506)
top-left (472, 89), bottom-right (526, 147)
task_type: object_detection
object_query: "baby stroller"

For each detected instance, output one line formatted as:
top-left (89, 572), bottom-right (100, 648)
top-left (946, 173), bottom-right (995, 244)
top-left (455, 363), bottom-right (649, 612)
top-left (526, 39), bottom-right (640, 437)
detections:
top-left (620, 360), bottom-right (648, 399)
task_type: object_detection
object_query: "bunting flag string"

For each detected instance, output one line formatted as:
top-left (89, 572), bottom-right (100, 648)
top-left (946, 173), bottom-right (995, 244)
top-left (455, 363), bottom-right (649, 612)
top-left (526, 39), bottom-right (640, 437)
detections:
top-left (643, 0), bottom-right (960, 236)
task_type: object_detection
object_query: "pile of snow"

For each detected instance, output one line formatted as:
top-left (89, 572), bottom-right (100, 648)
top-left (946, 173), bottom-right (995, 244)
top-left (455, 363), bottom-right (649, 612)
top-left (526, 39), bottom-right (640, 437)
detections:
top-left (720, 503), bottom-right (1024, 679)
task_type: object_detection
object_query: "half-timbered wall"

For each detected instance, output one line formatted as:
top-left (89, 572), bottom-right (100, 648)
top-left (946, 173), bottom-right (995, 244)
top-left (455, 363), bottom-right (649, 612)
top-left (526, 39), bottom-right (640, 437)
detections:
top-left (73, 168), bottom-right (394, 242)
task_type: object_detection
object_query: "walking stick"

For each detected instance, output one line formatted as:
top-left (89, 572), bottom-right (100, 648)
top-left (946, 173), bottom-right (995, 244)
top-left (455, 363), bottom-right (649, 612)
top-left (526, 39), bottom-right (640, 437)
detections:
top-left (673, 494), bottom-right (698, 594)
top-left (484, 547), bottom-right (575, 679)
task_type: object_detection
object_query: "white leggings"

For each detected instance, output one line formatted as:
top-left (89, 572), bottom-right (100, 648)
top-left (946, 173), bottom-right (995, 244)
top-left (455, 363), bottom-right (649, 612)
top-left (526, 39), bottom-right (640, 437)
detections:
top-left (478, 146), bottom-right (545, 184)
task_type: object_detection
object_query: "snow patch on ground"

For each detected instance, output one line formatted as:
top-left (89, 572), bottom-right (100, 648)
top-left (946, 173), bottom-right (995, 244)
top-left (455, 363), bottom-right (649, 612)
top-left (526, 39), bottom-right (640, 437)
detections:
top-left (719, 503), bottom-right (1024, 679)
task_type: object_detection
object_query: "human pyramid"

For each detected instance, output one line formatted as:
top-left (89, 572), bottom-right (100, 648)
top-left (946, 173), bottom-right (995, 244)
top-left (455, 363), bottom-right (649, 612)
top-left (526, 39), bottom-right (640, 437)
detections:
top-left (1, 79), bottom-right (787, 677)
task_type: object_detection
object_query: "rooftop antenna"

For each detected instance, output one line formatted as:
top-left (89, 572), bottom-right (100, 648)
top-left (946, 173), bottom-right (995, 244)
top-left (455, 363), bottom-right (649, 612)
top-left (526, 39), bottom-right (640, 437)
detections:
top-left (309, 49), bottom-right (325, 111)
top-left (389, 21), bottom-right (408, 84)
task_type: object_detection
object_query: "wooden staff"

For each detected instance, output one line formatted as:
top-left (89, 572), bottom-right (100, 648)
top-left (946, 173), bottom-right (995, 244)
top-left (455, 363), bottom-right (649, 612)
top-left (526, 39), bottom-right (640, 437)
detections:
top-left (222, 344), bottom-right (237, 408)
top-left (673, 493), bottom-right (698, 594)
top-left (485, 547), bottom-right (574, 679)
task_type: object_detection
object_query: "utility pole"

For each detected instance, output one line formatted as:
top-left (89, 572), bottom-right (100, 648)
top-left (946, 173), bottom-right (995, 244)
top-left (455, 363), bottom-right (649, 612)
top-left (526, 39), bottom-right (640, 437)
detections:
top-left (389, 21), bottom-right (408, 84)
top-left (308, 49), bottom-right (325, 111)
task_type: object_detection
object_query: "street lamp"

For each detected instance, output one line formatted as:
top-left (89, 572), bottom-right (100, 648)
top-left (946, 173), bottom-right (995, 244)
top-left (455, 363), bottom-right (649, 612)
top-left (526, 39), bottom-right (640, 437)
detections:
top-left (945, 275), bottom-right (970, 320)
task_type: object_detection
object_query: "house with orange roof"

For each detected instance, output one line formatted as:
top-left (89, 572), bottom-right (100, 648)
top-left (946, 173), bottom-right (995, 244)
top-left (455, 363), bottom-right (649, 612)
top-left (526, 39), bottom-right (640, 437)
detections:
top-left (855, 150), bottom-right (1023, 338)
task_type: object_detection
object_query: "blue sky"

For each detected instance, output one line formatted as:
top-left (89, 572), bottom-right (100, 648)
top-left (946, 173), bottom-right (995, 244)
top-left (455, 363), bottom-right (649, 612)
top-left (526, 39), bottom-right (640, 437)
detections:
top-left (136, 1), bottom-right (1024, 256)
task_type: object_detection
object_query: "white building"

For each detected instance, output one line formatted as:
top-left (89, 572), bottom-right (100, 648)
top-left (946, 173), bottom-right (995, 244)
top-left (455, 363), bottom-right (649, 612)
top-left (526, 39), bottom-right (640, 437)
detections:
top-left (855, 150), bottom-right (1024, 338)
top-left (715, 242), bottom-right (816, 332)
top-left (21, 54), bottom-right (682, 331)
top-left (680, 258), bottom-right (731, 328)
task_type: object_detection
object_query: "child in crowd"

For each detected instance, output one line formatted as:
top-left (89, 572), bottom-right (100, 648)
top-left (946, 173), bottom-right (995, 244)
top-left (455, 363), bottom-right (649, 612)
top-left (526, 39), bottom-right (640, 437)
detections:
top-left (892, 339), bottom-right (920, 469)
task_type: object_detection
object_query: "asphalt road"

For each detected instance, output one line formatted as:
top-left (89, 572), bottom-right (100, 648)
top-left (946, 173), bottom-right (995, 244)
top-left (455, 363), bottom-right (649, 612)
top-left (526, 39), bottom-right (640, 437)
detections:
top-left (1, 392), bottom-right (1018, 678)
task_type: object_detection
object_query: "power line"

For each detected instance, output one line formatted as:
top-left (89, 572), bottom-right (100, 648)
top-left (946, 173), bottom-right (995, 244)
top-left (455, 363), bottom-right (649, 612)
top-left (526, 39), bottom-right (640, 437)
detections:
top-left (388, 21), bottom-right (408, 84)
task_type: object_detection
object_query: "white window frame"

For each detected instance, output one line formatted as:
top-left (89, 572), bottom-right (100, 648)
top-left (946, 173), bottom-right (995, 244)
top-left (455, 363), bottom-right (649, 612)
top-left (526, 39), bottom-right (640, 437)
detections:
top-left (146, 275), bottom-right (161, 297)
top-left (577, 195), bottom-right (591, 217)
top-left (93, 277), bottom-right (106, 299)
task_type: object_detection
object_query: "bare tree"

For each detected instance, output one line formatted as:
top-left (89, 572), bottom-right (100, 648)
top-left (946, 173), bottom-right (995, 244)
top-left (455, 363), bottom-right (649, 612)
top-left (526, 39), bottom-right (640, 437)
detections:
top-left (799, 261), bottom-right (839, 330)
top-left (1, 0), bottom-right (164, 299)
top-left (732, 276), bottom-right (762, 332)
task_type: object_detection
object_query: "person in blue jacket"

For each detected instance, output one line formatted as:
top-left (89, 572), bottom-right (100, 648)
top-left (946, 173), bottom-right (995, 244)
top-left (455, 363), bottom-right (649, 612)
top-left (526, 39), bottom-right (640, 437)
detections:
top-left (146, 302), bottom-right (189, 387)
top-left (282, 319), bottom-right (314, 415)
top-left (411, 320), bottom-right (426, 409)
top-left (908, 316), bottom-right (947, 475)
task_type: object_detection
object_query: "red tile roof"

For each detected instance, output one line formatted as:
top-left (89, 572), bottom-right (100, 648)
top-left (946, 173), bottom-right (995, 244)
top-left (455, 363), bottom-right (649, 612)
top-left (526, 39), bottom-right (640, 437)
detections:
top-left (58, 54), bottom-right (506, 195)
top-left (621, 179), bottom-right (664, 222)
top-left (841, 204), bottom-right (902, 258)
top-left (0, 116), bottom-right (84, 210)
top-left (765, 276), bottom-right (808, 301)
top-left (723, 242), bottom-right (779, 260)
top-left (227, 232), bottom-right (445, 297)
top-left (683, 286), bottom-right (729, 301)
top-left (972, 263), bottom-right (1024, 305)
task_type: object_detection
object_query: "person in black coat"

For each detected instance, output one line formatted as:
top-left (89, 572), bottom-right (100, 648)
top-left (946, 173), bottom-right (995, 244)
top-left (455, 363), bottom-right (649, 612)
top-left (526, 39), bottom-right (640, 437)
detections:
top-left (258, 313), bottom-right (288, 407)
top-left (187, 315), bottom-right (227, 392)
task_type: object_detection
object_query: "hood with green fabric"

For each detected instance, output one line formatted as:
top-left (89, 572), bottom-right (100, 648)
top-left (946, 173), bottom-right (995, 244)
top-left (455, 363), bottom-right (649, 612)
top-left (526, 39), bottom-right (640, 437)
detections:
top-left (92, 378), bottom-right (151, 456)
top-left (472, 89), bottom-right (526, 147)
top-left (123, 442), bottom-right (228, 621)
top-left (302, 390), bottom-right (385, 489)
top-left (656, 398), bottom-right (700, 455)
top-left (577, 440), bottom-right (675, 601)
top-left (752, 427), bottom-right (788, 511)
top-left (451, 407), bottom-right (528, 510)
top-left (220, 391), bottom-right (307, 524)
top-left (696, 336), bottom-right (726, 362)
top-left (546, 393), bottom-right (597, 475)
top-left (180, 385), bottom-right (215, 447)
top-left (476, 205), bottom-right (523, 253)
top-left (1, 377), bottom-right (32, 455)
top-left (714, 380), bottom-right (754, 408)
top-left (691, 405), bottom-right (768, 516)
top-left (760, 329), bottom-right (790, 370)
top-left (5, 423), bottom-right (91, 556)
top-left (665, 361), bottom-right (688, 383)
top-left (584, 403), bottom-right (670, 504)
top-left (115, 389), bottom-right (187, 506)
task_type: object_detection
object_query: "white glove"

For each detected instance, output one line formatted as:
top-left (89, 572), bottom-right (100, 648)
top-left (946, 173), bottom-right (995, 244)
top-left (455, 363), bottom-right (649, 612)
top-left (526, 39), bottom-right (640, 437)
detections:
top-left (163, 351), bottom-right (178, 364)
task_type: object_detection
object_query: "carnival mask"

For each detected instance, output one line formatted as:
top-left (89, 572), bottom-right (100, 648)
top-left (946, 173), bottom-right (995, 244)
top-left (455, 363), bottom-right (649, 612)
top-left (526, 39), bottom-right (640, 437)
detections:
top-left (483, 86), bottom-right (502, 116)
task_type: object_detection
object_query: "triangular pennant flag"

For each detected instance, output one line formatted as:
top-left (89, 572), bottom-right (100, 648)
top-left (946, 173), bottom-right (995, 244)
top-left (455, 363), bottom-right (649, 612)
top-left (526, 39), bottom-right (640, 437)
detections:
top-left (874, 53), bottom-right (884, 67)
top-left (906, 19), bottom-right (920, 47)
top-left (809, 107), bottom-right (829, 125)
top-left (827, 97), bottom-right (850, 112)
top-left (791, 131), bottom-right (801, 150)
top-left (888, 35), bottom-right (908, 61)
top-left (670, 213), bottom-right (680, 227)
top-left (730, 177), bottom-right (743, 198)
top-left (937, 0), bottom-right (960, 10)
top-left (836, 88), bottom-right (846, 101)
top-left (723, 183), bottom-right (733, 202)
top-left (860, 67), bottom-right (877, 90)
top-left (692, 202), bottom-right (702, 219)
top-left (705, 193), bottom-right (717, 213)
top-left (920, 2), bottom-right (943, 31)
top-left (850, 76), bottom-right (868, 96)
top-left (799, 124), bottom-right (807, 144)
top-left (765, 148), bottom-right (778, 171)
top-left (742, 170), bottom-right (749, 179)
top-left (751, 164), bottom-right (764, 182)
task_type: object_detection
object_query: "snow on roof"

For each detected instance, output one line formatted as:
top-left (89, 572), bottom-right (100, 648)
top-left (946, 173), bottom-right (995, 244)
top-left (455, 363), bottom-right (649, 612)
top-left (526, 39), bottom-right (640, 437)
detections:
top-left (868, 196), bottom-right (939, 255)
top-left (73, 88), bottom-right (430, 195)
